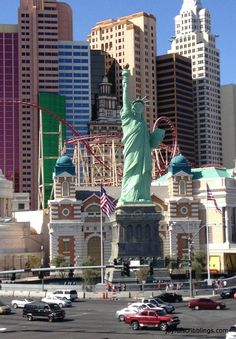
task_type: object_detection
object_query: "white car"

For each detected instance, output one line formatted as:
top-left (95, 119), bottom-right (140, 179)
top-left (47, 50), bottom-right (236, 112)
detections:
top-left (141, 297), bottom-right (175, 313)
top-left (41, 295), bottom-right (72, 308)
top-left (53, 289), bottom-right (78, 301)
top-left (127, 302), bottom-right (164, 311)
top-left (11, 298), bottom-right (34, 309)
top-left (226, 325), bottom-right (236, 339)
top-left (115, 306), bottom-right (140, 322)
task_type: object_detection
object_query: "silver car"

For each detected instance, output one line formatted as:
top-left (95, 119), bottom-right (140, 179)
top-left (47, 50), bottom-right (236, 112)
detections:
top-left (141, 297), bottom-right (175, 313)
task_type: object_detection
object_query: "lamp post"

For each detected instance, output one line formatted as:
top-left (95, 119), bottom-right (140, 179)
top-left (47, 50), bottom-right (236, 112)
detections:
top-left (206, 223), bottom-right (211, 286)
top-left (21, 236), bottom-right (45, 290)
top-left (168, 221), bottom-right (214, 298)
top-left (169, 222), bottom-right (176, 258)
top-left (187, 235), bottom-right (194, 298)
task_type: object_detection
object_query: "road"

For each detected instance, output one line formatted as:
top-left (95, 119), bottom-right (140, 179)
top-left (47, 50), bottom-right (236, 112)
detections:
top-left (0, 296), bottom-right (234, 338)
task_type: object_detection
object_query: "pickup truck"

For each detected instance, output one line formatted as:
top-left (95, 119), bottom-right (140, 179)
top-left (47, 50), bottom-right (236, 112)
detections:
top-left (124, 308), bottom-right (180, 331)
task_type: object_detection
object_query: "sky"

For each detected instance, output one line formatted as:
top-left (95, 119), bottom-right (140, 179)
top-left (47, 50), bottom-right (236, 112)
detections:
top-left (0, 0), bottom-right (235, 85)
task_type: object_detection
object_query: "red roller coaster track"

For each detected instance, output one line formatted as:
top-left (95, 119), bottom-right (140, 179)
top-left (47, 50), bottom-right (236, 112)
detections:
top-left (0, 99), bottom-right (178, 179)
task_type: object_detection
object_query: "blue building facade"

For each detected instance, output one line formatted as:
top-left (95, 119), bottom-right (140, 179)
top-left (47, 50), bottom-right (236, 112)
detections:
top-left (58, 41), bottom-right (91, 145)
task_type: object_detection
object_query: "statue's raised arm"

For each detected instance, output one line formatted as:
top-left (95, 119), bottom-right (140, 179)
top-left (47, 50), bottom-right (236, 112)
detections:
top-left (121, 64), bottom-right (131, 118)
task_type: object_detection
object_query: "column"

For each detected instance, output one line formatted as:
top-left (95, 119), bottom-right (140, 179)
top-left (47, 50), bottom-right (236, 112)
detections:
top-left (225, 207), bottom-right (230, 244)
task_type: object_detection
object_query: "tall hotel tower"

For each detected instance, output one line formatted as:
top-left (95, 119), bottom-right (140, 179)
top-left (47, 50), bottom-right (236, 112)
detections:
top-left (0, 25), bottom-right (20, 191)
top-left (169, 0), bottom-right (222, 166)
top-left (88, 12), bottom-right (157, 128)
top-left (58, 41), bottom-right (91, 141)
top-left (18, 0), bottom-right (72, 209)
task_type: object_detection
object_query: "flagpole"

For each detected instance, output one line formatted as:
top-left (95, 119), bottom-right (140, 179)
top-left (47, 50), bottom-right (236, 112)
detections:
top-left (100, 204), bottom-right (104, 285)
top-left (206, 208), bottom-right (210, 285)
top-left (206, 184), bottom-right (211, 285)
top-left (100, 185), bottom-right (116, 285)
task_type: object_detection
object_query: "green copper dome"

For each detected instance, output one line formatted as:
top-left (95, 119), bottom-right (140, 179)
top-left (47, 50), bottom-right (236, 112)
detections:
top-left (168, 153), bottom-right (191, 175)
top-left (55, 155), bottom-right (75, 176)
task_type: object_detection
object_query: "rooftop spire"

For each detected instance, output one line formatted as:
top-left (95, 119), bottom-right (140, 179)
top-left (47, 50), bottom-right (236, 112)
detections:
top-left (180, 0), bottom-right (202, 14)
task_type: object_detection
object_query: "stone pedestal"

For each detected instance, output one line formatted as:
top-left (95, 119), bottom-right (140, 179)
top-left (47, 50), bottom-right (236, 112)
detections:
top-left (110, 204), bottom-right (162, 261)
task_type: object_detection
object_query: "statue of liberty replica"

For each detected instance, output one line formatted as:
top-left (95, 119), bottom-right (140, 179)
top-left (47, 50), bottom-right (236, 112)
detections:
top-left (118, 65), bottom-right (165, 206)
top-left (110, 65), bottom-right (165, 265)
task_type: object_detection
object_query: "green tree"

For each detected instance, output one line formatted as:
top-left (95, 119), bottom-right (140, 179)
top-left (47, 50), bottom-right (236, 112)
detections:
top-left (165, 256), bottom-right (178, 270)
top-left (51, 255), bottom-right (69, 278)
top-left (135, 267), bottom-right (149, 284)
top-left (28, 255), bottom-right (41, 268)
top-left (192, 251), bottom-right (206, 280)
top-left (81, 257), bottom-right (99, 289)
top-left (51, 255), bottom-right (68, 267)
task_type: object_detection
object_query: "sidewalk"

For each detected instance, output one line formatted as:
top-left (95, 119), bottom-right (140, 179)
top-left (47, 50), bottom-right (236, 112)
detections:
top-left (0, 284), bottom-right (219, 301)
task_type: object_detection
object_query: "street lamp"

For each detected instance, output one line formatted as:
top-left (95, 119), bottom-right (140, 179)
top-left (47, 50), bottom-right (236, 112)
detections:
top-left (168, 221), bottom-right (214, 298)
top-left (169, 222), bottom-right (176, 258)
top-left (21, 236), bottom-right (44, 265)
top-left (187, 235), bottom-right (194, 298)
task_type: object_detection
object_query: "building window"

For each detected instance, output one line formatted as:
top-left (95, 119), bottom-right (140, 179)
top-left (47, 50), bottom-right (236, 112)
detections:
top-left (136, 224), bottom-right (142, 242)
top-left (127, 225), bottom-right (133, 241)
top-left (62, 181), bottom-right (69, 197)
top-left (63, 239), bottom-right (70, 252)
top-left (179, 180), bottom-right (186, 195)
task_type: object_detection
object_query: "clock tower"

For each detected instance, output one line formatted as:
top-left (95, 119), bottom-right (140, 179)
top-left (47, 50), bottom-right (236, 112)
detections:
top-left (167, 154), bottom-right (201, 259)
top-left (48, 155), bottom-right (83, 266)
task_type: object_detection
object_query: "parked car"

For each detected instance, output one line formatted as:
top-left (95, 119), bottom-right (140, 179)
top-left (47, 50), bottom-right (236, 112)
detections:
top-left (226, 324), bottom-right (236, 339)
top-left (116, 307), bottom-right (139, 322)
top-left (42, 295), bottom-right (72, 308)
top-left (221, 288), bottom-right (236, 299)
top-left (0, 300), bottom-right (11, 315)
top-left (141, 297), bottom-right (175, 313)
top-left (188, 298), bottom-right (226, 310)
top-left (22, 302), bottom-right (65, 322)
top-left (128, 302), bottom-right (163, 311)
top-left (53, 289), bottom-right (78, 301)
top-left (11, 298), bottom-right (34, 309)
top-left (155, 292), bottom-right (183, 303)
top-left (124, 308), bottom-right (180, 331)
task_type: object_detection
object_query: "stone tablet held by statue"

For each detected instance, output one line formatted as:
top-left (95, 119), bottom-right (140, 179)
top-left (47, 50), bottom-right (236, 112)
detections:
top-left (118, 67), bottom-right (165, 206)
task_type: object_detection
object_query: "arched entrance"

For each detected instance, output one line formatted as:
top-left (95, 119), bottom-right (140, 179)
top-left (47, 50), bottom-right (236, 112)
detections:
top-left (87, 236), bottom-right (101, 265)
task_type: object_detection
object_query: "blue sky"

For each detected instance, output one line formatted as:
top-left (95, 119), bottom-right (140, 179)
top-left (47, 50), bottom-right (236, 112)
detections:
top-left (1, 0), bottom-right (235, 85)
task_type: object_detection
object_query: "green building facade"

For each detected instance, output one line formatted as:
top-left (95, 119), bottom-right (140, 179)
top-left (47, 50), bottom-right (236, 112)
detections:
top-left (39, 92), bottom-right (66, 208)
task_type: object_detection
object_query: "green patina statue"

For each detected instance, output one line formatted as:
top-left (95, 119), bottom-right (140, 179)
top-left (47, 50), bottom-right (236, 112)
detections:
top-left (118, 66), bottom-right (165, 206)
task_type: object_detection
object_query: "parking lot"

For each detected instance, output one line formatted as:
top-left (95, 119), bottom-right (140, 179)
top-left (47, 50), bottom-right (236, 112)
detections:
top-left (0, 295), bottom-right (235, 338)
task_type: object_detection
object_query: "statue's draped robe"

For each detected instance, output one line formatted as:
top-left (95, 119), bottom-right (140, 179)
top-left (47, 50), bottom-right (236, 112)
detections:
top-left (118, 78), bottom-right (165, 205)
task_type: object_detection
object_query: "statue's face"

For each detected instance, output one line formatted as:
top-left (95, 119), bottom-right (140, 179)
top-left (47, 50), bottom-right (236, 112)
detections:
top-left (132, 101), bottom-right (144, 118)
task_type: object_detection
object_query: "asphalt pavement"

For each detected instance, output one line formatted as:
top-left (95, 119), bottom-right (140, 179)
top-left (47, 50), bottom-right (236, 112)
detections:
top-left (0, 294), bottom-right (234, 338)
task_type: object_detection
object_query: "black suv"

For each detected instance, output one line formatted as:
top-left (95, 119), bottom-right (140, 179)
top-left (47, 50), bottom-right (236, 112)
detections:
top-left (23, 302), bottom-right (65, 322)
top-left (220, 287), bottom-right (236, 299)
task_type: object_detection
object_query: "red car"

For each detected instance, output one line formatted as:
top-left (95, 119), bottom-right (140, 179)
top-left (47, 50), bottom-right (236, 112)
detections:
top-left (124, 308), bottom-right (180, 331)
top-left (188, 298), bottom-right (225, 310)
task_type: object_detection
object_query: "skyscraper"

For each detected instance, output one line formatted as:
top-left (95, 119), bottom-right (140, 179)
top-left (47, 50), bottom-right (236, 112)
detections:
top-left (88, 12), bottom-right (157, 128)
top-left (156, 53), bottom-right (195, 165)
top-left (221, 84), bottom-right (236, 168)
top-left (90, 49), bottom-right (116, 120)
top-left (58, 40), bottom-right (91, 142)
top-left (0, 25), bottom-right (20, 191)
top-left (169, 0), bottom-right (222, 166)
top-left (18, 0), bottom-right (72, 209)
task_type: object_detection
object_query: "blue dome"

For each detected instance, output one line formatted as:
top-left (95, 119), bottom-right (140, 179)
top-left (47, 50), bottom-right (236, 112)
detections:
top-left (168, 153), bottom-right (191, 175)
top-left (171, 154), bottom-right (189, 166)
top-left (56, 155), bottom-right (73, 167)
top-left (55, 155), bottom-right (75, 176)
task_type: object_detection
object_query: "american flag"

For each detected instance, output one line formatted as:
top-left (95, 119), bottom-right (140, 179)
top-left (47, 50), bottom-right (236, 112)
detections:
top-left (100, 185), bottom-right (116, 216)
top-left (207, 184), bottom-right (222, 214)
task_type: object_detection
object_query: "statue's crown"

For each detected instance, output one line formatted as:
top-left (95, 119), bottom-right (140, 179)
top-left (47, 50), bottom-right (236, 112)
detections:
top-left (132, 96), bottom-right (149, 105)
